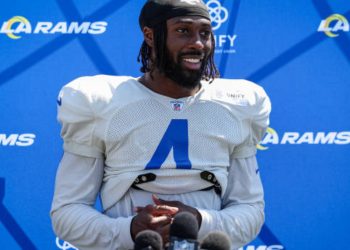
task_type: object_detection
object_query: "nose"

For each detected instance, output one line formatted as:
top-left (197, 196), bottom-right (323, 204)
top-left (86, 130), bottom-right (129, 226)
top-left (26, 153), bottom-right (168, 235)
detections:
top-left (188, 32), bottom-right (205, 50)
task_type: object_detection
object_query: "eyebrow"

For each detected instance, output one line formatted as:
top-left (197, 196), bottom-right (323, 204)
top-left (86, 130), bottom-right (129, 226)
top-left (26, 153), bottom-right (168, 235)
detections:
top-left (173, 19), bottom-right (195, 24)
top-left (171, 18), bottom-right (211, 26)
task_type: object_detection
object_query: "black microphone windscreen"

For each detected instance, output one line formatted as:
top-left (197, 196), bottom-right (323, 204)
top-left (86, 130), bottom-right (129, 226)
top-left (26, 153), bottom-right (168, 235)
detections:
top-left (170, 212), bottom-right (199, 240)
top-left (134, 230), bottom-right (163, 250)
top-left (200, 231), bottom-right (231, 250)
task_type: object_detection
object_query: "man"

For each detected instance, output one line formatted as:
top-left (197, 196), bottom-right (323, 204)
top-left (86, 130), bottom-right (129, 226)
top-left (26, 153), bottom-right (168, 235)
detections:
top-left (50, 0), bottom-right (271, 249)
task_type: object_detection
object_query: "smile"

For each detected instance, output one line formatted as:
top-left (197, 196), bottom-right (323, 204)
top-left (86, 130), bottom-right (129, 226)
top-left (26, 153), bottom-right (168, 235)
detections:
top-left (183, 58), bottom-right (201, 63)
top-left (181, 57), bottom-right (203, 70)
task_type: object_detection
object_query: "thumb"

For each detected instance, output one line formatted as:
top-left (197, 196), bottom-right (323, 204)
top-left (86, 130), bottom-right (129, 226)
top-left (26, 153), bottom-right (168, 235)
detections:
top-left (153, 194), bottom-right (179, 207)
top-left (152, 194), bottom-right (174, 206)
top-left (152, 194), bottom-right (163, 205)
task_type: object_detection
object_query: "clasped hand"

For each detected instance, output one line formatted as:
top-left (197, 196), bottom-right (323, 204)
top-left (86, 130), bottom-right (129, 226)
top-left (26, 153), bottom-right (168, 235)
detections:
top-left (131, 194), bottom-right (202, 244)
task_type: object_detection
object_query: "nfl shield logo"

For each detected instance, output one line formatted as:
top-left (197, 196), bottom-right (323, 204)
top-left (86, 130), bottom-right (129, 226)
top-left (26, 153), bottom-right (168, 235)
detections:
top-left (171, 101), bottom-right (184, 111)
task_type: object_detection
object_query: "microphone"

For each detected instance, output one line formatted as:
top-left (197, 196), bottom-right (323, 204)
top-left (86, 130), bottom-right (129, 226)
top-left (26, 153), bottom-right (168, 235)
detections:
top-left (134, 230), bottom-right (163, 250)
top-left (200, 231), bottom-right (231, 250)
top-left (168, 212), bottom-right (199, 250)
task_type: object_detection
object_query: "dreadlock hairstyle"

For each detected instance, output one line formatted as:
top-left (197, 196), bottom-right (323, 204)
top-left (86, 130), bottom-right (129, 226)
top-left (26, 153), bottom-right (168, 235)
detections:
top-left (137, 21), bottom-right (220, 82)
top-left (137, 21), bottom-right (167, 76)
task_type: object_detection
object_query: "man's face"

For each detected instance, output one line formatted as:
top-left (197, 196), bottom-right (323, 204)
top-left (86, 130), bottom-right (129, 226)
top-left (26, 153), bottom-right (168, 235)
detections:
top-left (163, 16), bottom-right (213, 89)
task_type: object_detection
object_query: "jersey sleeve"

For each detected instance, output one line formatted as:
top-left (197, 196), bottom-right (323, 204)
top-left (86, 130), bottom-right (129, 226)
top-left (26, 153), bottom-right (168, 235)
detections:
top-left (233, 81), bottom-right (271, 158)
top-left (50, 152), bottom-right (134, 250)
top-left (57, 77), bottom-right (104, 158)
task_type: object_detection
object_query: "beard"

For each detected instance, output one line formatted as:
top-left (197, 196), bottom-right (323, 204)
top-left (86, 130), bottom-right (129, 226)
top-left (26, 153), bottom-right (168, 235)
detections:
top-left (162, 49), bottom-right (208, 89)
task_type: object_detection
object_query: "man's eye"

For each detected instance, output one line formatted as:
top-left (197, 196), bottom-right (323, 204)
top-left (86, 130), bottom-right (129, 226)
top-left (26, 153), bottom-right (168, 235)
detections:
top-left (176, 28), bottom-right (188, 33)
top-left (201, 30), bottom-right (211, 37)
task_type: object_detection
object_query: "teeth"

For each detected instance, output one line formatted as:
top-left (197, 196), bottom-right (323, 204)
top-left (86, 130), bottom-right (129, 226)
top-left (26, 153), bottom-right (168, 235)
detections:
top-left (183, 58), bottom-right (200, 63)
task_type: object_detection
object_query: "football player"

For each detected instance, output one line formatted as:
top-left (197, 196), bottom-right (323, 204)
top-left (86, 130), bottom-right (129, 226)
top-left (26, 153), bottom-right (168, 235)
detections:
top-left (50, 0), bottom-right (271, 249)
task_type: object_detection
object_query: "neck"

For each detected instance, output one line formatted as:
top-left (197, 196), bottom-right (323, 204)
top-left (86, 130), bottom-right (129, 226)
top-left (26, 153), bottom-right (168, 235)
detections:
top-left (139, 69), bottom-right (201, 99)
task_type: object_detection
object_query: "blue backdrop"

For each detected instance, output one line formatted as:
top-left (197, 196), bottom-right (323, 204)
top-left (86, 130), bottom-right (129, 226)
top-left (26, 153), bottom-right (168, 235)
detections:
top-left (0, 0), bottom-right (349, 249)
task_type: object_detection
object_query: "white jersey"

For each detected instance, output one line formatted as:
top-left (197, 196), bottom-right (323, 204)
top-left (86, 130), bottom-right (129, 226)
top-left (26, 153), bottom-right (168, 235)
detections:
top-left (52, 75), bottom-right (271, 249)
top-left (57, 75), bottom-right (271, 212)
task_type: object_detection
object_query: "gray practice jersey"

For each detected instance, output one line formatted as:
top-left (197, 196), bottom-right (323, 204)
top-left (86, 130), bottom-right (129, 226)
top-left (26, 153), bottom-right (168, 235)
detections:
top-left (51, 75), bottom-right (271, 250)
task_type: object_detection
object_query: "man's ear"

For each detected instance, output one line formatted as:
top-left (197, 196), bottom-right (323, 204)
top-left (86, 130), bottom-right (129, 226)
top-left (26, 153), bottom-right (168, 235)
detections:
top-left (143, 26), bottom-right (154, 47)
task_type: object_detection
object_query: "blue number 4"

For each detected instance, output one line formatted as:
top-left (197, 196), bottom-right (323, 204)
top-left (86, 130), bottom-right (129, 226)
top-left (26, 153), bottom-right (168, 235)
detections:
top-left (145, 119), bottom-right (192, 169)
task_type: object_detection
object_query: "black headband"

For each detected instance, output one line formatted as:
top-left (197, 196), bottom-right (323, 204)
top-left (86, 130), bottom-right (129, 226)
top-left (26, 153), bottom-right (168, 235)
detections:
top-left (139, 0), bottom-right (211, 29)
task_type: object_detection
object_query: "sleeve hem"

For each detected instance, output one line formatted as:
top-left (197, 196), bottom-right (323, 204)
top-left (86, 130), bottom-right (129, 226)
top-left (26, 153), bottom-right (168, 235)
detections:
top-left (116, 216), bottom-right (134, 249)
top-left (196, 208), bottom-right (213, 239)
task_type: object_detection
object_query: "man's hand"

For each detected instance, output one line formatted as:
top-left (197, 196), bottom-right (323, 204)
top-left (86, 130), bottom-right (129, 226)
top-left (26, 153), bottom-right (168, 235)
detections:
top-left (131, 203), bottom-right (178, 243)
top-left (152, 194), bottom-right (202, 228)
top-left (131, 194), bottom-right (202, 244)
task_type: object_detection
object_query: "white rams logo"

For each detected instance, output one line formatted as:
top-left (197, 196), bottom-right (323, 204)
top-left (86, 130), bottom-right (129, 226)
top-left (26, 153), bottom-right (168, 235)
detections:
top-left (0, 15), bottom-right (108, 39)
top-left (318, 14), bottom-right (349, 37)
